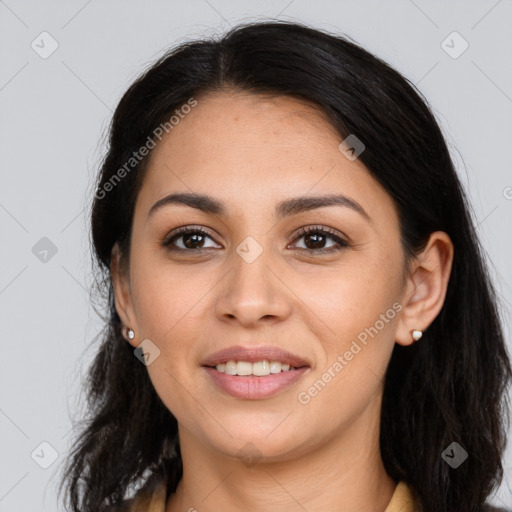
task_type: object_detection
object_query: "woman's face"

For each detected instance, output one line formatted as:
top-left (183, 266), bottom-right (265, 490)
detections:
top-left (114, 90), bottom-right (413, 462)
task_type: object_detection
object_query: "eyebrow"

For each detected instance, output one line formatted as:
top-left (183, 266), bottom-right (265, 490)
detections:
top-left (147, 192), bottom-right (371, 222)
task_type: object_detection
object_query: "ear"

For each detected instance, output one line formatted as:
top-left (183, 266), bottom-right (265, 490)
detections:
top-left (111, 242), bottom-right (138, 348)
top-left (395, 231), bottom-right (454, 346)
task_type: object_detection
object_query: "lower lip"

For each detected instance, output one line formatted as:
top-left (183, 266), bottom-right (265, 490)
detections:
top-left (203, 366), bottom-right (309, 399)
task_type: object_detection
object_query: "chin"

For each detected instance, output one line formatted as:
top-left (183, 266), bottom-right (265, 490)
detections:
top-left (197, 415), bottom-right (313, 462)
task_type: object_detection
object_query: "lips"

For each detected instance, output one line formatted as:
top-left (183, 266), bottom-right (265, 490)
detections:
top-left (201, 345), bottom-right (310, 399)
top-left (204, 366), bottom-right (308, 399)
top-left (201, 345), bottom-right (309, 368)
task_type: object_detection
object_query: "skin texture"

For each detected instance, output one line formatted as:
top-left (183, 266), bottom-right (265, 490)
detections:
top-left (111, 90), bottom-right (454, 512)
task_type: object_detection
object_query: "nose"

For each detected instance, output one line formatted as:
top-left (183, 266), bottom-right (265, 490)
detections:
top-left (214, 246), bottom-right (293, 328)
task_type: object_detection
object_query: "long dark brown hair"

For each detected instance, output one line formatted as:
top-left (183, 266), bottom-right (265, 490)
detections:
top-left (58, 20), bottom-right (512, 512)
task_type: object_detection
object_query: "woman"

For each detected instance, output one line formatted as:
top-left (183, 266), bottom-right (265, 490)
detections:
top-left (58, 20), bottom-right (512, 512)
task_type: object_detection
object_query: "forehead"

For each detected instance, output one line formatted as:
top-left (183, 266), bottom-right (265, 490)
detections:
top-left (135, 90), bottom-right (397, 225)
top-left (149, 90), bottom-right (342, 170)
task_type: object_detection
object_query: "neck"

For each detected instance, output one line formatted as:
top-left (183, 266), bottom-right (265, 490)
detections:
top-left (166, 396), bottom-right (396, 512)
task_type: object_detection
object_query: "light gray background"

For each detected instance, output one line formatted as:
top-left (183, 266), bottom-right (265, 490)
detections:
top-left (1, 0), bottom-right (511, 510)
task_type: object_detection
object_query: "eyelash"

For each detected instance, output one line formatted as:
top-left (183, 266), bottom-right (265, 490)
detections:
top-left (162, 225), bottom-right (350, 255)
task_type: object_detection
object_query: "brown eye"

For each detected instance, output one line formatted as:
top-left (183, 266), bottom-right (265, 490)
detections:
top-left (290, 226), bottom-right (349, 254)
top-left (162, 227), bottom-right (221, 252)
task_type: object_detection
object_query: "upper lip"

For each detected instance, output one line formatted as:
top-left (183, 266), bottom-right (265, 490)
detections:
top-left (202, 345), bottom-right (310, 368)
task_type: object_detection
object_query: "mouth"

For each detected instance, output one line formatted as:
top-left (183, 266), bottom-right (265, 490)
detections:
top-left (201, 345), bottom-right (310, 399)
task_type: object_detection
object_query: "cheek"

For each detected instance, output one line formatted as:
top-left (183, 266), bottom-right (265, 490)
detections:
top-left (296, 287), bottom-right (399, 430)
top-left (130, 246), bottom-right (212, 342)
top-left (305, 250), bottom-right (403, 348)
top-left (131, 265), bottom-right (209, 422)
top-left (296, 250), bottom-right (402, 418)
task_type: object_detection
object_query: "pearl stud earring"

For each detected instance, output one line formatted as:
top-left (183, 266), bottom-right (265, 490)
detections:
top-left (412, 329), bottom-right (423, 341)
top-left (127, 327), bottom-right (135, 340)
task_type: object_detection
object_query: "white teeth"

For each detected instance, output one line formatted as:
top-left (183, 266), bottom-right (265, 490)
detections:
top-left (269, 360), bottom-right (281, 373)
top-left (225, 361), bottom-right (237, 375)
top-left (236, 361), bottom-right (253, 375)
top-left (252, 360), bottom-right (270, 376)
top-left (215, 359), bottom-right (295, 375)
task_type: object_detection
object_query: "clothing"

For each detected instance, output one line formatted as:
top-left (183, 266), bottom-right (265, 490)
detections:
top-left (114, 476), bottom-right (420, 511)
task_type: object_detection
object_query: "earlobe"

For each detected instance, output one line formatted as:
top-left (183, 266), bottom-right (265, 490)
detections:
top-left (395, 231), bottom-right (454, 347)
